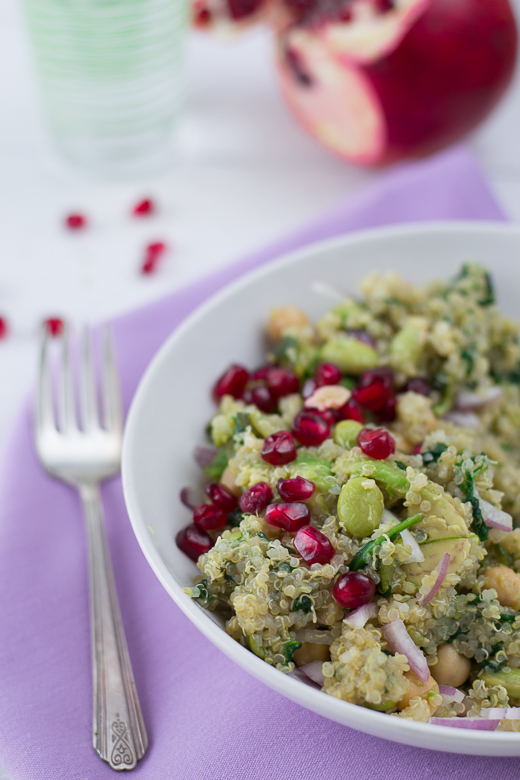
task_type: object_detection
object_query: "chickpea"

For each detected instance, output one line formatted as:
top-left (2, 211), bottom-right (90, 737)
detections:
top-left (267, 305), bottom-right (310, 342)
top-left (397, 671), bottom-right (439, 714)
top-left (431, 643), bottom-right (471, 688)
top-left (483, 564), bottom-right (520, 611)
top-left (220, 466), bottom-right (241, 497)
top-left (293, 642), bottom-right (330, 667)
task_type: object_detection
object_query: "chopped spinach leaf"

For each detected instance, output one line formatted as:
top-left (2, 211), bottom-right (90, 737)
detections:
top-left (227, 508), bottom-right (244, 528)
top-left (273, 336), bottom-right (298, 365)
top-left (284, 640), bottom-right (302, 662)
top-left (461, 461), bottom-right (488, 541)
top-left (292, 595), bottom-right (313, 614)
top-left (204, 444), bottom-right (232, 481)
top-left (394, 460), bottom-right (407, 471)
top-left (233, 412), bottom-right (252, 435)
top-left (421, 443), bottom-right (448, 465)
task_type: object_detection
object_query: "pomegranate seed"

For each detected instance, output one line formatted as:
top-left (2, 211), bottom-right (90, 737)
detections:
top-left (243, 385), bottom-right (277, 413)
top-left (352, 368), bottom-right (394, 411)
top-left (307, 407), bottom-right (336, 427)
top-left (141, 241), bottom-right (168, 275)
top-left (265, 367), bottom-right (300, 399)
top-left (65, 213), bottom-right (86, 230)
top-left (239, 482), bottom-right (273, 514)
top-left (180, 486), bottom-right (201, 509)
top-left (404, 378), bottom-right (432, 396)
top-left (252, 365), bottom-right (272, 381)
top-left (45, 317), bottom-right (65, 337)
top-left (302, 378), bottom-right (317, 399)
top-left (261, 431), bottom-right (297, 465)
top-left (376, 397), bottom-right (397, 423)
top-left (133, 198), bottom-right (154, 216)
top-left (213, 364), bottom-right (250, 402)
top-left (374, 0), bottom-right (394, 12)
top-left (333, 571), bottom-right (376, 609)
top-left (315, 363), bottom-right (342, 386)
top-left (193, 6), bottom-right (212, 26)
top-left (278, 476), bottom-right (315, 502)
top-left (205, 482), bottom-right (238, 512)
top-left (291, 410), bottom-right (330, 446)
top-left (358, 427), bottom-right (395, 460)
top-left (0, 317), bottom-right (8, 340)
top-left (413, 443), bottom-right (423, 454)
top-left (176, 523), bottom-right (214, 561)
top-left (294, 525), bottom-right (335, 564)
top-left (264, 502), bottom-right (309, 532)
top-left (337, 398), bottom-right (365, 423)
top-left (345, 329), bottom-right (375, 348)
top-left (193, 503), bottom-right (227, 530)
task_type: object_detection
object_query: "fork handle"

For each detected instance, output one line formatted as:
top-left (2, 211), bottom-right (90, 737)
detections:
top-left (80, 482), bottom-right (148, 771)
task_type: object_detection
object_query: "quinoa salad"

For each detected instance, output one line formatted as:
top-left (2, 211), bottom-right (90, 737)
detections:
top-left (176, 263), bottom-right (520, 730)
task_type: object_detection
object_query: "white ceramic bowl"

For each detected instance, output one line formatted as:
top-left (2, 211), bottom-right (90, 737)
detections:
top-left (122, 221), bottom-right (520, 756)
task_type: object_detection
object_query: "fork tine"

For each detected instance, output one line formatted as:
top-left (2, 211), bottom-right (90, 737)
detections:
top-left (80, 326), bottom-right (99, 431)
top-left (101, 325), bottom-right (123, 433)
top-left (37, 325), bottom-right (56, 433)
top-left (58, 325), bottom-right (77, 432)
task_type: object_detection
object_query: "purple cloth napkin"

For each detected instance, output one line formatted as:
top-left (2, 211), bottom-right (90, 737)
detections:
top-left (0, 146), bottom-right (514, 780)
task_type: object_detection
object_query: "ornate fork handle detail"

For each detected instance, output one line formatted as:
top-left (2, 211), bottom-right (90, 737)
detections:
top-left (81, 482), bottom-right (148, 771)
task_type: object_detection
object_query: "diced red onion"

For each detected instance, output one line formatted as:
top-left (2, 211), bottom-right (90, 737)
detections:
top-left (456, 386), bottom-right (502, 411)
top-left (443, 411), bottom-right (481, 428)
top-left (180, 487), bottom-right (201, 510)
top-left (481, 707), bottom-right (520, 720)
top-left (194, 445), bottom-right (218, 469)
top-left (300, 660), bottom-right (325, 686)
top-left (429, 717), bottom-right (499, 730)
top-left (418, 553), bottom-right (450, 607)
top-left (382, 619), bottom-right (429, 682)
top-left (438, 685), bottom-right (465, 704)
top-left (310, 280), bottom-right (346, 300)
top-left (479, 497), bottom-right (513, 532)
top-left (287, 668), bottom-right (321, 688)
top-left (344, 602), bottom-right (378, 628)
top-left (400, 528), bottom-right (425, 564)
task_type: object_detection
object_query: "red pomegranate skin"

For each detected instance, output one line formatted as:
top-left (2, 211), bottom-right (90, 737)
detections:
top-left (362, 0), bottom-right (518, 163)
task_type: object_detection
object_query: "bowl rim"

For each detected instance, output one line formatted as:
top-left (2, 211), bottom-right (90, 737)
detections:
top-left (122, 219), bottom-right (520, 750)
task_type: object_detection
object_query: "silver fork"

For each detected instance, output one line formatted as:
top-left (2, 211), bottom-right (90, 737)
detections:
top-left (35, 324), bottom-right (148, 771)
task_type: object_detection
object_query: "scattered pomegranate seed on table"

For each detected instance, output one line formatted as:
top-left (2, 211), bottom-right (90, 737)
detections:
top-left (294, 525), bottom-right (335, 564)
top-left (213, 364), bottom-right (250, 401)
top-left (141, 241), bottom-right (168, 275)
top-left (358, 427), bottom-right (395, 460)
top-left (239, 482), bottom-right (273, 514)
top-left (44, 317), bottom-right (65, 337)
top-left (193, 503), bottom-right (227, 530)
top-left (176, 524), bottom-right (214, 561)
top-left (0, 317), bottom-right (8, 340)
top-left (264, 502), bottom-right (310, 531)
top-left (277, 476), bottom-right (315, 502)
top-left (132, 198), bottom-right (155, 216)
top-left (261, 431), bottom-right (297, 465)
top-left (205, 482), bottom-right (238, 512)
top-left (65, 213), bottom-right (87, 230)
top-left (333, 572), bottom-right (376, 610)
top-left (291, 409), bottom-right (330, 446)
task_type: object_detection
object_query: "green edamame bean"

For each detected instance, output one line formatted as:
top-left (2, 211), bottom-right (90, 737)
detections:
top-left (480, 669), bottom-right (520, 698)
top-left (320, 336), bottom-right (378, 375)
top-left (337, 476), bottom-right (384, 539)
top-left (389, 317), bottom-right (427, 374)
top-left (334, 420), bottom-right (363, 449)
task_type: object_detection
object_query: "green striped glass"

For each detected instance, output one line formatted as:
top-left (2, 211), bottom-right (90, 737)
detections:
top-left (22, 0), bottom-right (188, 173)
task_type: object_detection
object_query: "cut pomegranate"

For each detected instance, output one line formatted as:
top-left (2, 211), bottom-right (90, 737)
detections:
top-left (358, 427), bottom-right (395, 459)
top-left (141, 241), bottom-right (168, 274)
top-left (176, 523), bottom-right (214, 561)
top-left (264, 366), bottom-right (300, 398)
top-left (213, 364), bottom-right (250, 401)
top-left (333, 571), bottom-right (376, 609)
top-left (278, 476), bottom-right (315, 502)
top-left (45, 317), bottom-right (65, 337)
top-left (352, 368), bottom-right (394, 411)
top-left (345, 329), bottom-right (375, 348)
top-left (205, 482), bottom-right (238, 512)
top-left (336, 397), bottom-right (364, 423)
top-left (404, 378), bottom-right (432, 396)
top-left (291, 409), bottom-right (330, 446)
top-left (132, 198), bottom-right (154, 216)
top-left (243, 385), bottom-right (277, 413)
top-left (315, 362), bottom-right (342, 387)
top-left (294, 525), bottom-right (335, 564)
top-left (239, 481), bottom-right (273, 513)
top-left (261, 431), bottom-right (297, 465)
top-left (0, 317), bottom-right (8, 340)
top-left (264, 502), bottom-right (309, 531)
top-left (193, 503), bottom-right (227, 530)
top-left (65, 213), bottom-right (86, 230)
top-left (275, 0), bottom-right (517, 166)
top-left (375, 396), bottom-right (397, 423)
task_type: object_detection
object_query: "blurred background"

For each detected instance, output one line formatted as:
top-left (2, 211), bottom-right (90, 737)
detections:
top-left (1, 0), bottom-right (520, 452)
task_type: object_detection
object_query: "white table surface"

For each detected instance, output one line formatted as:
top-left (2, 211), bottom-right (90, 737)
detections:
top-left (1, 1), bottom-right (520, 775)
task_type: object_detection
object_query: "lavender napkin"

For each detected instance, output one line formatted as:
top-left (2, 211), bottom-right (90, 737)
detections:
top-left (0, 146), bottom-right (514, 780)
